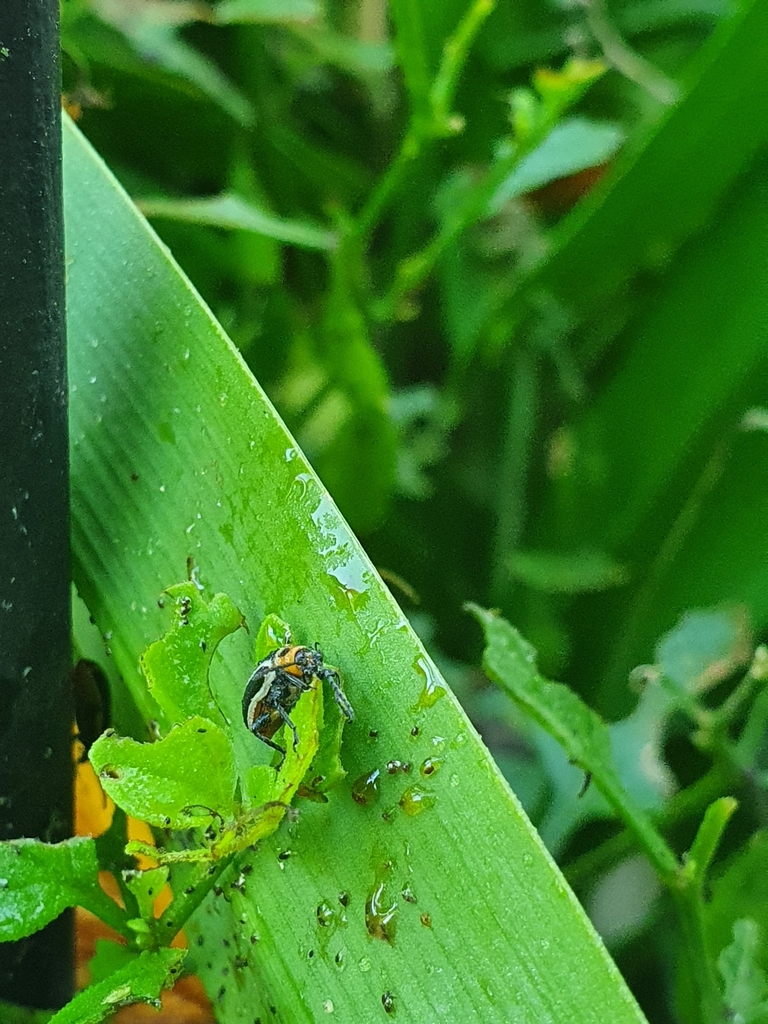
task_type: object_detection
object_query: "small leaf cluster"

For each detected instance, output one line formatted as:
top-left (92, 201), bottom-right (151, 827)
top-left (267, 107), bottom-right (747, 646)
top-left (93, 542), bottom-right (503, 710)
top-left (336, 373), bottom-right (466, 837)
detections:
top-left (0, 584), bottom-right (345, 1022)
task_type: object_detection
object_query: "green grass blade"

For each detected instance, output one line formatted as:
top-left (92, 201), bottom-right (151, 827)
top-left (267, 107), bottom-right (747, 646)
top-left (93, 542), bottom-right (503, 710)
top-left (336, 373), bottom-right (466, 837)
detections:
top-left (137, 193), bottom-right (337, 252)
top-left (64, 115), bottom-right (647, 1023)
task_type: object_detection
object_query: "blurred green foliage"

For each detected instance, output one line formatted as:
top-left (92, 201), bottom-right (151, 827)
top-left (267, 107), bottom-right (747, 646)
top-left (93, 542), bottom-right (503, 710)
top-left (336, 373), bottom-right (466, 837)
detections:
top-left (61, 1), bottom-right (768, 1021)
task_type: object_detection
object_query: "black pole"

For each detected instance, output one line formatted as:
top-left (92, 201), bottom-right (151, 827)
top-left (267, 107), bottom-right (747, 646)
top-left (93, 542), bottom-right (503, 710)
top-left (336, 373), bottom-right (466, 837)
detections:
top-left (0, 0), bottom-right (73, 1010)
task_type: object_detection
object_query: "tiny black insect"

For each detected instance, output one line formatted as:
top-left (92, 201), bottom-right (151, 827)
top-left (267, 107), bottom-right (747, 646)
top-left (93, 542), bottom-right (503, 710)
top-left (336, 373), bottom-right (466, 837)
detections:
top-left (242, 643), bottom-right (354, 760)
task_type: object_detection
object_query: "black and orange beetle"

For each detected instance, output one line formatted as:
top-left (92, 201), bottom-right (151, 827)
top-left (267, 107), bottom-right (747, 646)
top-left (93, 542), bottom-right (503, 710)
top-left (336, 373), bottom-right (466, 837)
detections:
top-left (242, 643), bottom-right (354, 760)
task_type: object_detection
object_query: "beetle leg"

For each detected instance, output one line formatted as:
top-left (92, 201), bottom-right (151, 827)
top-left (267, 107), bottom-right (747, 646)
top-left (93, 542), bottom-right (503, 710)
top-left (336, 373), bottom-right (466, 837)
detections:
top-left (250, 711), bottom-right (287, 759)
top-left (276, 705), bottom-right (301, 751)
top-left (320, 667), bottom-right (355, 721)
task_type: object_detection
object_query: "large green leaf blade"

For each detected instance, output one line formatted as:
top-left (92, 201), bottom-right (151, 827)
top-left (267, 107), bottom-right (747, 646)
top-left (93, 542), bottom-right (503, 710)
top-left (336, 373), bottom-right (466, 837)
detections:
top-left (64, 116), bottom-right (646, 1023)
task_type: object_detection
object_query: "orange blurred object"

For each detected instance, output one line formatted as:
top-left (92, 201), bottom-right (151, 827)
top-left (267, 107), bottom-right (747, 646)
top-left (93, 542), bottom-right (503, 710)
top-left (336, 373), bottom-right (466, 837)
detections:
top-left (528, 163), bottom-right (609, 218)
top-left (75, 757), bottom-right (216, 1023)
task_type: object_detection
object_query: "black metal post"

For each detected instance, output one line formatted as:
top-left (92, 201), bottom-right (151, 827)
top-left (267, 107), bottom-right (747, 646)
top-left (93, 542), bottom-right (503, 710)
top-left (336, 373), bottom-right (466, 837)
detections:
top-left (0, 0), bottom-right (73, 1009)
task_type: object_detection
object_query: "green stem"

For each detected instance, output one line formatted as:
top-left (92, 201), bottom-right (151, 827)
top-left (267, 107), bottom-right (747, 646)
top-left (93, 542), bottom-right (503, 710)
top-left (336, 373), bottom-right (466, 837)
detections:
top-left (735, 676), bottom-right (768, 767)
top-left (563, 764), bottom-right (733, 888)
top-left (354, 0), bottom-right (495, 244)
top-left (673, 798), bottom-right (737, 1024)
top-left (429, 0), bottom-right (496, 129)
top-left (714, 644), bottom-right (768, 730)
top-left (584, 0), bottom-right (679, 105)
top-left (78, 886), bottom-right (135, 941)
top-left (155, 855), bottom-right (235, 945)
top-left (568, 793), bottom-right (735, 1023)
top-left (355, 129), bottom-right (421, 242)
top-left (598, 776), bottom-right (679, 885)
top-left (378, 94), bottom-right (576, 318)
top-left (671, 886), bottom-right (722, 1024)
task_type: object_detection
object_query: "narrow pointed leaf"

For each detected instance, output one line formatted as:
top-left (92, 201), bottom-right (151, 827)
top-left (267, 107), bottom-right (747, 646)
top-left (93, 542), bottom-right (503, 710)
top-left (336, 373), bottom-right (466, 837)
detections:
top-left (64, 116), bottom-right (646, 1023)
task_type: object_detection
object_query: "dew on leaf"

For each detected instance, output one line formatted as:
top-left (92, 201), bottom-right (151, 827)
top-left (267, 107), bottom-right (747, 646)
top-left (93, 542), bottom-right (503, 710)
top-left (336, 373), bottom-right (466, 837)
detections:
top-left (399, 786), bottom-right (436, 817)
top-left (317, 901), bottom-right (336, 928)
top-left (351, 768), bottom-right (381, 806)
top-left (410, 657), bottom-right (446, 713)
top-left (365, 879), bottom-right (398, 945)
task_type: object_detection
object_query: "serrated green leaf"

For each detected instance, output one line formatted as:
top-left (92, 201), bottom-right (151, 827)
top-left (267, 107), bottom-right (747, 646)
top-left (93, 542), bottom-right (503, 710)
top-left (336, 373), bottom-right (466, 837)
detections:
top-left (65, 116), bottom-right (647, 1023)
top-left (48, 949), bottom-right (186, 1024)
top-left (0, 838), bottom-right (122, 942)
top-left (89, 717), bottom-right (237, 828)
top-left (468, 603), bottom-right (678, 879)
top-left (141, 582), bottom-right (243, 726)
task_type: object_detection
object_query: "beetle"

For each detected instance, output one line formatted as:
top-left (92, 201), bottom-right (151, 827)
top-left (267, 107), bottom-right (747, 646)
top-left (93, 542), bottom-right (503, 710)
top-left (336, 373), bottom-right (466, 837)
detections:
top-left (242, 644), bottom-right (354, 760)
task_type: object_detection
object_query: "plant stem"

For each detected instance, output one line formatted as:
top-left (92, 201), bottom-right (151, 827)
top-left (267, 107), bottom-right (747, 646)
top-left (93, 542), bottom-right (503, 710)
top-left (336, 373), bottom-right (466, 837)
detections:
top-left (80, 888), bottom-right (136, 942)
top-left (714, 644), bottom-right (768, 731)
top-left (582, 0), bottom-right (679, 106)
top-left (598, 775), bottom-right (680, 886)
top-left (155, 855), bottom-right (235, 945)
top-left (354, 0), bottom-right (495, 245)
top-left (671, 798), bottom-right (737, 1024)
top-left (563, 763), bottom-right (734, 887)
top-left (429, 0), bottom-right (496, 129)
top-left (671, 886), bottom-right (722, 1024)
top-left (355, 129), bottom-right (421, 242)
top-left (377, 94), bottom-right (584, 318)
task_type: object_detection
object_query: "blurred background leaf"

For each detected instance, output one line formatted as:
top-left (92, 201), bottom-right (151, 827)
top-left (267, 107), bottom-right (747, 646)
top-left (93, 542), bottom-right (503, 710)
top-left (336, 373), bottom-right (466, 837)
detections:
top-left (60, 0), bottom-right (768, 1018)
